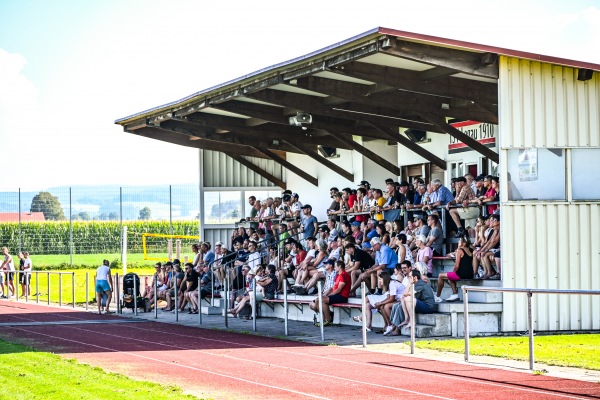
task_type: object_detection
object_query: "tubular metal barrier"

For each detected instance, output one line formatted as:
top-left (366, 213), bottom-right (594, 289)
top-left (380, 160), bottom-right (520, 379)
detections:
top-left (462, 286), bottom-right (600, 370)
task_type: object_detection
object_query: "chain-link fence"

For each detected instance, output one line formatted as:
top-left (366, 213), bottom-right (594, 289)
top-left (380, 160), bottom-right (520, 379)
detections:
top-left (0, 184), bottom-right (200, 267)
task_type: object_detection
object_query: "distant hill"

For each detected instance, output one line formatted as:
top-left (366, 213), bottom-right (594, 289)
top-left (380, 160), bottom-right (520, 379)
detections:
top-left (0, 184), bottom-right (200, 221)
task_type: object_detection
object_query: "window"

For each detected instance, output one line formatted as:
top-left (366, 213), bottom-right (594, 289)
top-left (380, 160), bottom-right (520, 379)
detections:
top-left (572, 149), bottom-right (600, 200)
top-left (506, 148), bottom-right (566, 201)
top-left (244, 190), bottom-right (281, 216)
top-left (204, 191), bottom-right (241, 224)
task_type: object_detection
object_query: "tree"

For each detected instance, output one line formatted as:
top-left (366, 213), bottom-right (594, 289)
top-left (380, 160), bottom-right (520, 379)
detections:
top-left (108, 212), bottom-right (119, 221)
top-left (139, 206), bottom-right (151, 220)
top-left (30, 191), bottom-right (66, 221)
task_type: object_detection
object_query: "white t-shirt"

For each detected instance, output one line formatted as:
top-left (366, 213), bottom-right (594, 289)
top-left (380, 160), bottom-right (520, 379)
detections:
top-left (23, 257), bottom-right (32, 273)
top-left (96, 265), bottom-right (110, 281)
top-left (389, 279), bottom-right (406, 300)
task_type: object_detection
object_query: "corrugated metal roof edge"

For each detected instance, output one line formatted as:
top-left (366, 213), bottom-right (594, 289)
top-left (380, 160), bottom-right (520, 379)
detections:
top-left (378, 27), bottom-right (600, 71)
top-left (115, 26), bottom-right (600, 125)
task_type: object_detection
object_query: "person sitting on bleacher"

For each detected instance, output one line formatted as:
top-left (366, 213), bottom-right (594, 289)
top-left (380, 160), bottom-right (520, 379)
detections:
top-left (245, 241), bottom-right (262, 272)
top-left (256, 264), bottom-right (278, 300)
top-left (228, 267), bottom-right (256, 319)
top-left (473, 214), bottom-right (500, 279)
top-left (446, 176), bottom-right (480, 238)
top-left (313, 260), bottom-right (351, 327)
top-left (409, 215), bottom-right (430, 251)
top-left (398, 269), bottom-right (435, 328)
top-left (415, 234), bottom-right (434, 278)
top-left (410, 182), bottom-right (428, 210)
top-left (164, 263), bottom-right (184, 312)
top-left (352, 270), bottom-right (393, 332)
top-left (344, 243), bottom-right (375, 297)
top-left (424, 179), bottom-right (454, 209)
top-left (292, 236), bottom-right (320, 289)
top-left (183, 262), bottom-right (201, 314)
top-left (385, 262), bottom-right (412, 336)
top-left (424, 213), bottom-right (444, 256)
top-left (298, 240), bottom-right (330, 295)
top-left (434, 235), bottom-right (474, 303)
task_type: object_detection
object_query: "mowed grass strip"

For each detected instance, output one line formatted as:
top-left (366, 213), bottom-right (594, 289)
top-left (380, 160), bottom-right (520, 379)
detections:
top-left (0, 339), bottom-right (200, 400)
top-left (14, 267), bottom-right (156, 305)
top-left (415, 334), bottom-right (600, 370)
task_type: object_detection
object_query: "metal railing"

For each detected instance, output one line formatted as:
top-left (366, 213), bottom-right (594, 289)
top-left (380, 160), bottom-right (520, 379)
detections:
top-left (462, 286), bottom-right (600, 370)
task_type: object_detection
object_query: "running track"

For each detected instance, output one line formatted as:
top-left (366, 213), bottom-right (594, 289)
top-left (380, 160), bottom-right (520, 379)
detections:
top-left (1, 301), bottom-right (599, 400)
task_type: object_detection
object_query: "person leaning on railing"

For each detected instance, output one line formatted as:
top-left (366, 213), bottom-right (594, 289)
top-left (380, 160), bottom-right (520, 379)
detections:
top-left (445, 176), bottom-right (480, 239)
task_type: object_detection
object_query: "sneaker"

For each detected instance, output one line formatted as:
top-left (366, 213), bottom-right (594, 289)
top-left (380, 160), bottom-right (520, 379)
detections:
top-left (454, 228), bottom-right (466, 238)
top-left (0, 295), bottom-right (7, 299)
top-left (445, 294), bottom-right (459, 302)
top-left (434, 295), bottom-right (443, 303)
top-left (383, 325), bottom-right (394, 336)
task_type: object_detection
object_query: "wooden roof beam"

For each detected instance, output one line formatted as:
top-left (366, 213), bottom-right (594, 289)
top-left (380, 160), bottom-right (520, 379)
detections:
top-left (225, 153), bottom-right (287, 189)
top-left (420, 113), bottom-right (499, 163)
top-left (381, 37), bottom-right (499, 80)
top-left (295, 76), bottom-right (498, 124)
top-left (368, 122), bottom-right (447, 170)
top-left (283, 140), bottom-right (354, 182)
top-left (253, 147), bottom-right (319, 187)
top-left (330, 61), bottom-right (498, 110)
top-left (326, 130), bottom-right (400, 176)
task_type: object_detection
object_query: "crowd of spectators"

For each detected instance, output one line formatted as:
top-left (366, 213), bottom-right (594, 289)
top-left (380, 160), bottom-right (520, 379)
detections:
top-left (143, 175), bottom-right (500, 329)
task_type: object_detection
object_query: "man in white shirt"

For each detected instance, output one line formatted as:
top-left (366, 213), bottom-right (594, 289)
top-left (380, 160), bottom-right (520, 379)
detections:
top-left (1, 247), bottom-right (15, 298)
top-left (20, 251), bottom-right (32, 297)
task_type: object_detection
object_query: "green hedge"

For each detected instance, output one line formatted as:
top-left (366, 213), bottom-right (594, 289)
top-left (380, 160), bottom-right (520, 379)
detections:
top-left (0, 221), bottom-right (201, 255)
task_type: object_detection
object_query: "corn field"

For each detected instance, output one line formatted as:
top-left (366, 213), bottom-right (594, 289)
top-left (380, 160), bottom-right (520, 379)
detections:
top-left (0, 221), bottom-right (200, 254)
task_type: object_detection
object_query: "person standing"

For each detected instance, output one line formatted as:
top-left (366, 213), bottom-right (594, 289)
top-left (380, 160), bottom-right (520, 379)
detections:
top-left (20, 252), bottom-right (32, 297)
top-left (95, 259), bottom-right (113, 314)
top-left (1, 247), bottom-right (15, 298)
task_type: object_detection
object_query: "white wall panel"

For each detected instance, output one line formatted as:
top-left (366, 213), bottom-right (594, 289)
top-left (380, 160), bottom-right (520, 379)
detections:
top-left (202, 150), bottom-right (284, 188)
top-left (501, 204), bottom-right (600, 332)
top-left (500, 57), bottom-right (600, 148)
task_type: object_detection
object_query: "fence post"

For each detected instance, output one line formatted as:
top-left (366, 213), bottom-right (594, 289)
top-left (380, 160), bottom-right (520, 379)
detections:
top-left (133, 275), bottom-right (138, 316)
top-left (317, 280), bottom-right (324, 342)
top-left (174, 275), bottom-right (178, 322)
top-left (283, 281), bottom-right (288, 336)
top-left (85, 272), bottom-right (89, 311)
top-left (15, 271), bottom-right (19, 300)
top-left (72, 272), bottom-right (75, 308)
top-left (69, 188), bottom-right (73, 268)
top-left (36, 271), bottom-right (39, 304)
top-left (361, 281), bottom-right (367, 348)
top-left (115, 273), bottom-right (120, 314)
top-left (528, 292), bottom-right (534, 370)
top-left (252, 278), bottom-right (256, 332)
top-left (59, 273), bottom-right (63, 307)
top-left (122, 226), bottom-right (128, 275)
top-left (47, 272), bottom-right (50, 305)
top-left (154, 274), bottom-right (158, 319)
top-left (464, 286), bottom-right (470, 362)
top-left (410, 282), bottom-right (415, 354)
top-left (198, 276), bottom-right (202, 325)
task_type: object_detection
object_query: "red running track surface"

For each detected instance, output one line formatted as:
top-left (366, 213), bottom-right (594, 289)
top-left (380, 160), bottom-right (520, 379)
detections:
top-left (1, 301), bottom-right (599, 400)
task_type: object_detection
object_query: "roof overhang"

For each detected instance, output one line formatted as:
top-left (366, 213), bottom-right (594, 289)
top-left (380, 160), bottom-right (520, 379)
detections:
top-left (115, 27), bottom-right (599, 187)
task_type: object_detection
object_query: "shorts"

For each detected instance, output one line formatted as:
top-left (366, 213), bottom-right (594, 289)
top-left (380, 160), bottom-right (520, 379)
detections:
top-left (447, 271), bottom-right (460, 281)
top-left (414, 299), bottom-right (434, 314)
top-left (20, 274), bottom-right (31, 285)
top-left (96, 280), bottom-right (111, 292)
top-left (328, 294), bottom-right (348, 305)
top-left (5, 272), bottom-right (14, 281)
top-left (455, 207), bottom-right (480, 229)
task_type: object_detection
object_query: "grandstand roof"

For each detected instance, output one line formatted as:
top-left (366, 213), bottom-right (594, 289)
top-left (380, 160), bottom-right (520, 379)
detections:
top-left (115, 27), bottom-right (599, 186)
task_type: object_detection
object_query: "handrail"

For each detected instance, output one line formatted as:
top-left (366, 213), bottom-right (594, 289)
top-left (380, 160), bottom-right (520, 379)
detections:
top-left (462, 286), bottom-right (600, 370)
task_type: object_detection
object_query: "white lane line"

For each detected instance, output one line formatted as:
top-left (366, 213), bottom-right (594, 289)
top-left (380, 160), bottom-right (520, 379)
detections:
top-left (121, 323), bottom-right (598, 400)
top-left (12, 326), bottom-right (331, 400)
top-left (5, 308), bottom-right (597, 400)
top-left (64, 324), bottom-right (455, 400)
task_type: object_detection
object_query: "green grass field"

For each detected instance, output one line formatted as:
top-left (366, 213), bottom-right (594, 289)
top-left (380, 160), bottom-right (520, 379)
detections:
top-left (31, 252), bottom-right (196, 269)
top-left (8, 267), bottom-right (156, 305)
top-left (0, 339), bottom-right (199, 400)
top-left (415, 334), bottom-right (600, 370)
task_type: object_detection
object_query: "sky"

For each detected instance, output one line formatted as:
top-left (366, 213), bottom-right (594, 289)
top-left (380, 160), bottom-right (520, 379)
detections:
top-left (1, 0), bottom-right (599, 190)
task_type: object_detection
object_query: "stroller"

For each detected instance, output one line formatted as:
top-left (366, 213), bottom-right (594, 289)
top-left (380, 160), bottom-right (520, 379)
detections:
top-left (121, 273), bottom-right (148, 312)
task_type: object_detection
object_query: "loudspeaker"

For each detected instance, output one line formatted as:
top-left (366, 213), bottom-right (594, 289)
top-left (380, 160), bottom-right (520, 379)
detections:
top-left (404, 129), bottom-right (427, 143)
top-left (318, 146), bottom-right (337, 158)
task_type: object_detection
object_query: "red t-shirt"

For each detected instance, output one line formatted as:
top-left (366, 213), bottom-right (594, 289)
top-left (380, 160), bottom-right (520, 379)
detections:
top-left (485, 188), bottom-right (498, 215)
top-left (295, 250), bottom-right (307, 265)
top-left (333, 270), bottom-right (351, 298)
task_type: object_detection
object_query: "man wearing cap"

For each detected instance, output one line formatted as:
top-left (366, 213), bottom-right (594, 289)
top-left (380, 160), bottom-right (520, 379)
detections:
top-left (446, 176), bottom-right (479, 238)
top-left (350, 221), bottom-right (363, 243)
top-left (290, 193), bottom-right (303, 219)
top-left (474, 175), bottom-right (486, 197)
top-left (300, 204), bottom-right (318, 242)
top-left (366, 237), bottom-right (398, 295)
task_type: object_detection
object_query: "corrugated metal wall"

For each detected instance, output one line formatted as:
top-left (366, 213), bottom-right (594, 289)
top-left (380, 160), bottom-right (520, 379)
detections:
top-left (499, 56), bottom-right (600, 331)
top-left (203, 228), bottom-right (235, 248)
top-left (202, 150), bottom-right (284, 187)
